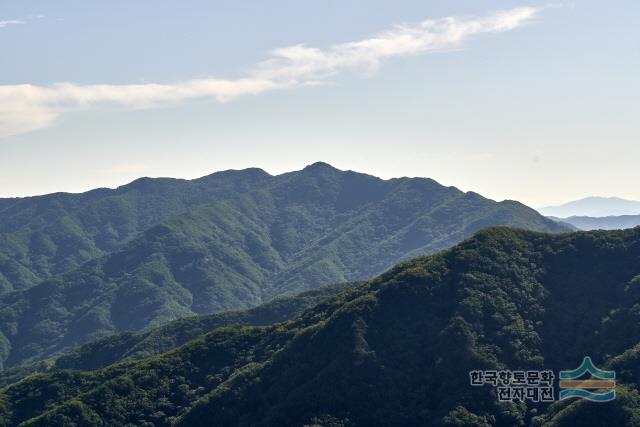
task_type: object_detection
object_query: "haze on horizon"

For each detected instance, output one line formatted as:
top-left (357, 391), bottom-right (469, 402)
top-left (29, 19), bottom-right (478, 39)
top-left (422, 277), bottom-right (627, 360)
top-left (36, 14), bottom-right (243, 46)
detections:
top-left (1, 0), bottom-right (638, 207)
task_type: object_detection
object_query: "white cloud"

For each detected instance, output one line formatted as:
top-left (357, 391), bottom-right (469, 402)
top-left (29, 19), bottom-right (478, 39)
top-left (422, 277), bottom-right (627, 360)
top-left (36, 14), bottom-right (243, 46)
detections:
top-left (0, 20), bottom-right (24, 28)
top-left (255, 7), bottom-right (537, 81)
top-left (0, 7), bottom-right (538, 139)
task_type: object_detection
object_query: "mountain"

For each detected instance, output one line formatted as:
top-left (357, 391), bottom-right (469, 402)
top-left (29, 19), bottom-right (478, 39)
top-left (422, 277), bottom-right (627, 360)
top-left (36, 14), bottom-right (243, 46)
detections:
top-left (53, 281), bottom-right (356, 373)
top-left (0, 168), bottom-right (272, 293)
top-left (539, 196), bottom-right (640, 218)
top-left (2, 227), bottom-right (640, 426)
top-left (549, 215), bottom-right (640, 231)
top-left (0, 163), bottom-right (569, 369)
top-left (0, 281), bottom-right (355, 387)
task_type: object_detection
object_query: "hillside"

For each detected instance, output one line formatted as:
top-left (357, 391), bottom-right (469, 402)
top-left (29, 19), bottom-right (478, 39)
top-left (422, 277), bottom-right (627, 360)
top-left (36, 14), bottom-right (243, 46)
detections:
top-left (0, 281), bottom-right (354, 387)
top-left (53, 281), bottom-right (355, 372)
top-left (0, 168), bottom-right (272, 293)
top-left (1, 228), bottom-right (640, 426)
top-left (0, 164), bottom-right (569, 369)
top-left (0, 164), bottom-right (569, 296)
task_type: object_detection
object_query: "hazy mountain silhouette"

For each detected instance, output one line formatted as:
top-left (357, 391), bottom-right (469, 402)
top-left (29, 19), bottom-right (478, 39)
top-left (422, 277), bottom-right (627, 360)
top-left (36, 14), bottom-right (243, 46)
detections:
top-left (539, 196), bottom-right (640, 217)
top-left (550, 214), bottom-right (640, 231)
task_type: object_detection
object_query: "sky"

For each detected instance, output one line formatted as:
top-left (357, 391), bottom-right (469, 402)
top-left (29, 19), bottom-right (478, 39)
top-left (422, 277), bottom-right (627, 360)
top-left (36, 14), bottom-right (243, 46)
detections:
top-left (0, 1), bottom-right (638, 207)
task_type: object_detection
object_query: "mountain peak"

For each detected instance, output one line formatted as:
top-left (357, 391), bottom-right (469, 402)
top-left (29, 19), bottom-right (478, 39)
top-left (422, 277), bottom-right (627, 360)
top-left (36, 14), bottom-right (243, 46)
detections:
top-left (301, 162), bottom-right (340, 173)
top-left (199, 167), bottom-right (271, 180)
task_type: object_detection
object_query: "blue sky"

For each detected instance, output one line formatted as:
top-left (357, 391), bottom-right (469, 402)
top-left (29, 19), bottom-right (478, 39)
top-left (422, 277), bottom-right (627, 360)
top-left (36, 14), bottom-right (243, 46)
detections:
top-left (0, 1), bottom-right (638, 206)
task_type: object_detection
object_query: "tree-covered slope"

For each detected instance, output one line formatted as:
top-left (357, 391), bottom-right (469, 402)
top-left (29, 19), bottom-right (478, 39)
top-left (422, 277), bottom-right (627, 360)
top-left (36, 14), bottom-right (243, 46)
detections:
top-left (2, 227), bottom-right (640, 426)
top-left (53, 281), bottom-right (355, 372)
top-left (0, 281), bottom-right (354, 388)
top-left (0, 163), bottom-right (568, 295)
top-left (0, 168), bottom-right (272, 293)
top-left (0, 164), bottom-right (569, 369)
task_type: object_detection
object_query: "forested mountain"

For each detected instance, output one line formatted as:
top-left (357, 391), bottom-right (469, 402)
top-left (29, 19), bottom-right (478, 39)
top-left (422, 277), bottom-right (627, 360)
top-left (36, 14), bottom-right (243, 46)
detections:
top-left (0, 168), bottom-right (272, 293)
top-left (0, 163), bottom-right (568, 369)
top-left (2, 227), bottom-right (640, 426)
top-left (0, 282), bottom-right (355, 387)
top-left (53, 281), bottom-right (355, 372)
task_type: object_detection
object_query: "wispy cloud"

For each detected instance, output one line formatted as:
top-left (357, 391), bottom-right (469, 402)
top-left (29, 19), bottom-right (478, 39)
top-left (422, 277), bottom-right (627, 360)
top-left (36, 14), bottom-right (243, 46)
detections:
top-left (0, 20), bottom-right (24, 28)
top-left (0, 7), bottom-right (538, 139)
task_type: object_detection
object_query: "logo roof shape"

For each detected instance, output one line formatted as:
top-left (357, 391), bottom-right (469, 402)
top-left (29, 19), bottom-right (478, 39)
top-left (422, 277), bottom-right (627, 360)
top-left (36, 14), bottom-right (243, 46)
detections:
top-left (559, 356), bottom-right (615, 380)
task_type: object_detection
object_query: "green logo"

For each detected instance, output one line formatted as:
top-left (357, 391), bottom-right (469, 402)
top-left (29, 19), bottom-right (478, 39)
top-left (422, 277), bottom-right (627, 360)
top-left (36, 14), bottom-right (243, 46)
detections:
top-left (559, 357), bottom-right (616, 402)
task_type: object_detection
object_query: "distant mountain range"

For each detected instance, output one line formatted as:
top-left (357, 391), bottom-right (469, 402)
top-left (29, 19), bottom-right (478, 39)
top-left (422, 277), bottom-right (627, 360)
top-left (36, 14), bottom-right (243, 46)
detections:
top-left (3, 227), bottom-right (640, 426)
top-left (539, 196), bottom-right (640, 217)
top-left (550, 214), bottom-right (640, 231)
top-left (0, 162), bottom-right (569, 369)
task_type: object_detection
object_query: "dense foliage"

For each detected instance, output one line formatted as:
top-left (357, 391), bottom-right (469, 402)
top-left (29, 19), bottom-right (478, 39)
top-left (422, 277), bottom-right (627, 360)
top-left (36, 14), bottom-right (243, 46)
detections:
top-left (0, 164), bottom-right (567, 369)
top-left (54, 281), bottom-right (355, 372)
top-left (0, 282), bottom-right (353, 388)
top-left (0, 168), bottom-right (272, 293)
top-left (1, 227), bottom-right (639, 426)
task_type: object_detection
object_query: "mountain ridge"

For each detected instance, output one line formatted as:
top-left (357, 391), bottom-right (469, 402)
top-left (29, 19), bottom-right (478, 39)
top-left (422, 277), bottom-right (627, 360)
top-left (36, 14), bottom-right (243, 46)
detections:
top-left (0, 167), bottom-right (276, 292)
top-left (0, 164), bottom-right (569, 370)
top-left (2, 227), bottom-right (640, 426)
